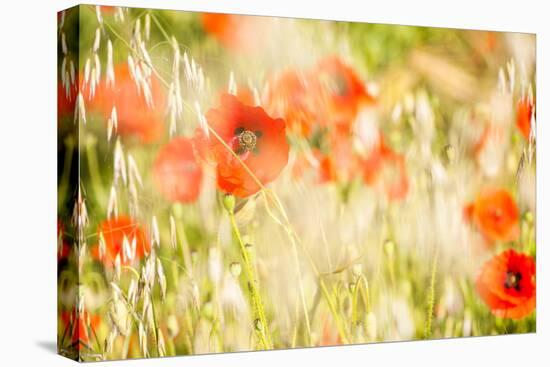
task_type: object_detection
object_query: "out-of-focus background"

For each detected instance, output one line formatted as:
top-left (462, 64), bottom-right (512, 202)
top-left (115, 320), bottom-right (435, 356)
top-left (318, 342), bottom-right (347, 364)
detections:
top-left (2, 1), bottom-right (545, 365)
top-left (55, 3), bottom-right (536, 362)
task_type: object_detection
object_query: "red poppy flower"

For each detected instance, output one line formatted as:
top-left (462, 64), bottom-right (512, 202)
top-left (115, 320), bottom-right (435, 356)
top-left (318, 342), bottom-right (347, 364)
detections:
top-left (61, 308), bottom-right (101, 350)
top-left (91, 63), bottom-right (166, 143)
top-left (318, 315), bottom-right (343, 346)
top-left (291, 151), bottom-right (316, 180)
top-left (465, 188), bottom-right (520, 243)
top-left (265, 70), bottom-right (319, 137)
top-left (472, 125), bottom-right (490, 157)
top-left (318, 128), bottom-right (362, 184)
top-left (516, 97), bottom-right (534, 140)
top-left (195, 94), bottom-right (289, 198)
top-left (201, 13), bottom-right (268, 52)
top-left (362, 139), bottom-right (409, 201)
top-left (153, 137), bottom-right (203, 203)
top-left (314, 56), bottom-right (375, 128)
top-left (98, 5), bottom-right (116, 14)
top-left (219, 84), bottom-right (256, 106)
top-left (57, 219), bottom-right (71, 261)
top-left (484, 32), bottom-right (498, 53)
top-left (234, 86), bottom-right (256, 106)
top-left (476, 249), bottom-right (536, 320)
top-left (92, 215), bottom-right (150, 266)
top-left (58, 82), bottom-right (77, 122)
top-left (471, 123), bottom-right (509, 177)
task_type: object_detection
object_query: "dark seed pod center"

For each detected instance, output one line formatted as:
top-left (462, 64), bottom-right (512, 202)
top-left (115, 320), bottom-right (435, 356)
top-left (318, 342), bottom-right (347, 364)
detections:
top-left (235, 128), bottom-right (262, 154)
top-left (504, 271), bottom-right (522, 291)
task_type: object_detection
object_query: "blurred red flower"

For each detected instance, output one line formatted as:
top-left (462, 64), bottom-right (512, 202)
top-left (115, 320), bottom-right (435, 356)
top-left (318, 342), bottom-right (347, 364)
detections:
top-left (91, 63), bottom-right (166, 143)
top-left (93, 215), bottom-right (150, 266)
top-left (58, 83), bottom-right (77, 122)
top-left (219, 84), bottom-right (256, 106)
top-left (516, 97), bottom-right (534, 140)
top-left (314, 56), bottom-right (375, 128)
top-left (476, 249), bottom-right (536, 320)
top-left (234, 86), bottom-right (256, 106)
top-left (265, 70), bottom-right (318, 137)
top-left (362, 140), bottom-right (409, 201)
top-left (153, 137), bottom-right (203, 203)
top-left (318, 128), bottom-right (362, 184)
top-left (98, 5), bottom-right (116, 14)
top-left (465, 188), bottom-right (520, 243)
top-left (195, 94), bottom-right (289, 197)
top-left (61, 308), bottom-right (101, 350)
top-left (318, 315), bottom-right (343, 346)
top-left (201, 13), bottom-right (267, 52)
top-left (57, 219), bottom-right (71, 261)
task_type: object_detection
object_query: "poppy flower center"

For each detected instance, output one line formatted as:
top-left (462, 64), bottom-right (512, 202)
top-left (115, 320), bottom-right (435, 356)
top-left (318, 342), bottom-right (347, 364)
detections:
top-left (234, 127), bottom-right (262, 154)
top-left (504, 271), bottom-right (522, 291)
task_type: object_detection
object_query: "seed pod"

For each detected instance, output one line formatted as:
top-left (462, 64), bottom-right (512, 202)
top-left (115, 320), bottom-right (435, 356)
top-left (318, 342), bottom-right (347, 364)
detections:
top-left (230, 262), bottom-right (242, 277)
top-left (167, 314), bottom-right (180, 338)
top-left (202, 302), bottom-right (214, 320)
top-left (525, 210), bottom-right (534, 224)
top-left (254, 319), bottom-right (264, 332)
top-left (384, 239), bottom-right (395, 257)
top-left (223, 194), bottom-right (235, 213)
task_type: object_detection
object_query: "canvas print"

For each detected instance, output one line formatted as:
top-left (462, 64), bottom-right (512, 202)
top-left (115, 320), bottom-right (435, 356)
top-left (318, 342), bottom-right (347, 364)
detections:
top-left (57, 4), bottom-right (536, 362)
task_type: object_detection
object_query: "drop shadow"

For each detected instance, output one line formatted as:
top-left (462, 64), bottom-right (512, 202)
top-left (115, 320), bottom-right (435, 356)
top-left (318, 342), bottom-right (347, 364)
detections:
top-left (35, 340), bottom-right (57, 355)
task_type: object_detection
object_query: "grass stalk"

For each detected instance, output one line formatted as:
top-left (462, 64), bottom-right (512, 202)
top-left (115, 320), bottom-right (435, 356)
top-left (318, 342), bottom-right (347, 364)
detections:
top-left (226, 199), bottom-right (273, 349)
top-left (424, 246), bottom-right (439, 339)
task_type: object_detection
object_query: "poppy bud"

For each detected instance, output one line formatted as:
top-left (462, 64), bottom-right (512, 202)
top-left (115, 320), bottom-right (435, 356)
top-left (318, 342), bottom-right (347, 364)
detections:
top-left (254, 318), bottom-right (264, 332)
top-left (384, 239), bottom-right (395, 257)
top-left (167, 314), bottom-right (180, 338)
top-left (444, 144), bottom-right (456, 163)
top-left (223, 194), bottom-right (236, 213)
top-left (524, 210), bottom-right (534, 224)
top-left (191, 251), bottom-right (199, 266)
top-left (202, 302), bottom-right (215, 320)
top-left (244, 243), bottom-right (255, 258)
top-left (230, 262), bottom-right (242, 277)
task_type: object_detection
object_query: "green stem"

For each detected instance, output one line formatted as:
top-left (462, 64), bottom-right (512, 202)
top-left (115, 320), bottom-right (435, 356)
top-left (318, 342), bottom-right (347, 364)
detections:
top-left (85, 135), bottom-right (105, 201)
top-left (149, 291), bottom-right (161, 357)
top-left (227, 207), bottom-right (272, 349)
top-left (319, 279), bottom-right (350, 344)
top-left (424, 247), bottom-right (439, 339)
top-left (149, 12), bottom-right (171, 43)
top-left (172, 205), bottom-right (194, 278)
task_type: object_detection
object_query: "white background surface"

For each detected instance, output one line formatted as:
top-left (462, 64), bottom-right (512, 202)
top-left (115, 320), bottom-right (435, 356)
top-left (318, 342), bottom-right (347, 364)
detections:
top-left (0, 0), bottom-right (548, 365)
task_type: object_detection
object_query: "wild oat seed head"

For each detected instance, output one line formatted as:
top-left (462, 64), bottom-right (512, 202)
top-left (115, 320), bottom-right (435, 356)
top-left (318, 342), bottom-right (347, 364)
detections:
top-left (107, 185), bottom-right (118, 218)
top-left (151, 216), bottom-right (160, 248)
top-left (145, 14), bottom-right (151, 41)
top-left (93, 27), bottom-right (101, 53)
top-left (61, 32), bottom-right (67, 55)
